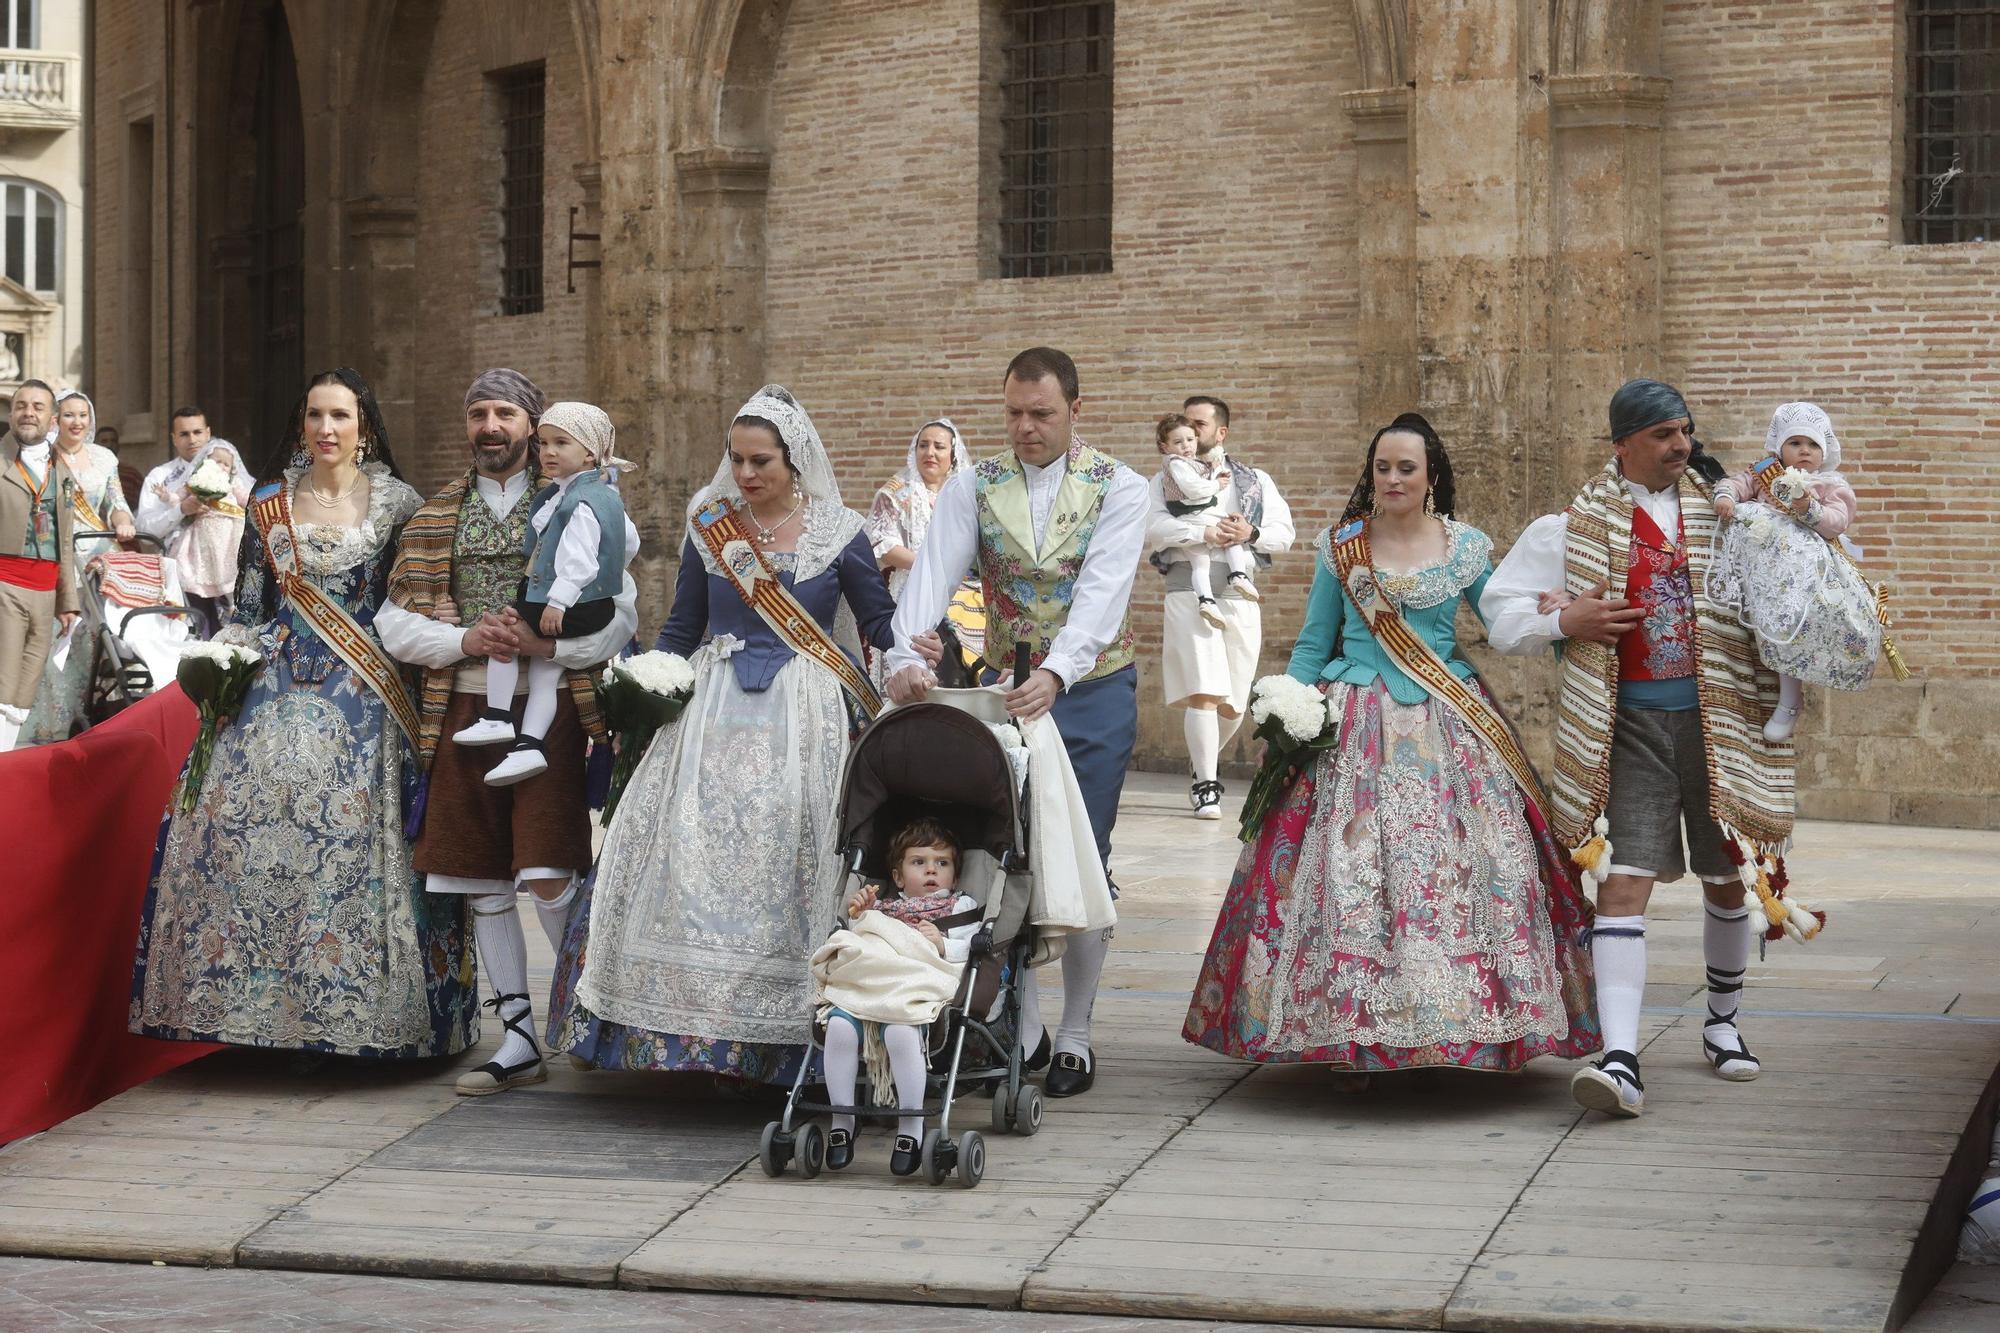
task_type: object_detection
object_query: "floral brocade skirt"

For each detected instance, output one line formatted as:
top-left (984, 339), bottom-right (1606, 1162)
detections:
top-left (1183, 679), bottom-right (1600, 1072)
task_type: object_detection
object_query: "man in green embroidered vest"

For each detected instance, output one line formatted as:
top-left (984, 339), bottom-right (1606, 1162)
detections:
top-left (886, 346), bottom-right (1147, 1099)
top-left (380, 368), bottom-right (637, 1096)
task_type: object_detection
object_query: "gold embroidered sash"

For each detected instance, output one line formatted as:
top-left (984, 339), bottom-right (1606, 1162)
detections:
top-left (693, 498), bottom-right (883, 720)
top-left (1747, 456), bottom-right (1910, 680)
top-left (250, 483), bottom-right (424, 746)
top-left (1330, 519), bottom-right (1558, 827)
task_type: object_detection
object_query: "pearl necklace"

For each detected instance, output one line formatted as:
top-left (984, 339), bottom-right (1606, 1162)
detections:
top-left (750, 496), bottom-right (803, 545)
top-left (306, 469), bottom-right (364, 506)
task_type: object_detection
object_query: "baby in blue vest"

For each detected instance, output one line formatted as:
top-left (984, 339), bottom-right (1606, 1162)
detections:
top-left (455, 400), bottom-right (637, 786)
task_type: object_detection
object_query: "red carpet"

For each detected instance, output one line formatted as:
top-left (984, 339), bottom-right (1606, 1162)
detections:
top-left (1, 687), bottom-right (222, 1143)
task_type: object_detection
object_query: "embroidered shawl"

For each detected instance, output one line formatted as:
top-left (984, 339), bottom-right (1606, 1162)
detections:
top-left (1555, 462), bottom-right (1794, 854)
top-left (387, 469), bottom-right (606, 766)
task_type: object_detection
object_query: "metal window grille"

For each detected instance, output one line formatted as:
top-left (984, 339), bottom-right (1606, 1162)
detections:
top-left (498, 65), bottom-right (546, 315)
top-left (998, 0), bottom-right (1113, 279)
top-left (1907, 1), bottom-right (1999, 243)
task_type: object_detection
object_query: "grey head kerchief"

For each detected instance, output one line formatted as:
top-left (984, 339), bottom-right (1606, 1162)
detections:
top-left (464, 368), bottom-right (547, 424)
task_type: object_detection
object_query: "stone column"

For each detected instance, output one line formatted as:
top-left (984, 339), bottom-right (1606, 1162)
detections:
top-left (1341, 86), bottom-right (1416, 446)
top-left (1546, 70), bottom-right (1671, 496)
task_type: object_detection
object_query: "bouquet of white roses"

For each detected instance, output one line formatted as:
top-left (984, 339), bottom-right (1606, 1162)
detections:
top-left (1235, 674), bottom-right (1341, 842)
top-left (186, 457), bottom-right (235, 505)
top-left (173, 642), bottom-right (263, 813)
top-left (597, 650), bottom-right (696, 821)
top-left (1768, 466), bottom-right (1814, 509)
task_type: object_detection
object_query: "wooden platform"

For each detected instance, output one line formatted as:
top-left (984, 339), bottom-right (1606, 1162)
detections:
top-left (4, 777), bottom-right (1996, 1330)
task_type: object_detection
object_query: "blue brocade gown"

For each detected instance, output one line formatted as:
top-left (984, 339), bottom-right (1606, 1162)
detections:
top-left (129, 465), bottom-right (477, 1058)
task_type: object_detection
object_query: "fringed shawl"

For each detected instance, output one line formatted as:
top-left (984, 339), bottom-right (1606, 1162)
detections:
top-left (1554, 463), bottom-right (1795, 855)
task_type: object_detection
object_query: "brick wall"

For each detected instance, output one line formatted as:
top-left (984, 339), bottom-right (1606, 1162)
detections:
top-left (761, 0), bottom-right (1358, 773)
top-left (1658, 0), bottom-right (2000, 826)
top-left (403, 0), bottom-right (593, 498)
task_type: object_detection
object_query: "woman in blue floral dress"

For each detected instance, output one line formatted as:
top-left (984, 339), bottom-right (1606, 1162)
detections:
top-left (130, 369), bottom-right (476, 1058)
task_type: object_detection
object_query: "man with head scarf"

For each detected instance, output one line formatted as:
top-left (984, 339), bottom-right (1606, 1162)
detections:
top-left (1480, 378), bottom-right (1796, 1120)
top-left (884, 346), bottom-right (1150, 1099)
top-left (0, 380), bottom-right (78, 750)
top-left (1143, 394), bottom-right (1295, 820)
top-left (377, 369), bottom-right (639, 1095)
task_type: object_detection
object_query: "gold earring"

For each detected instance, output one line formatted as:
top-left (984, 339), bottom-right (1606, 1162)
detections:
top-left (1423, 489), bottom-right (1437, 517)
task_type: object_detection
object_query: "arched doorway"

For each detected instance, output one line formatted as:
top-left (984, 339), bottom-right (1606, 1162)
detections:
top-left (249, 2), bottom-right (304, 459)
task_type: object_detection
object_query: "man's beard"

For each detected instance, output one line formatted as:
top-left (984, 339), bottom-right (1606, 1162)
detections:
top-left (472, 434), bottom-right (529, 476)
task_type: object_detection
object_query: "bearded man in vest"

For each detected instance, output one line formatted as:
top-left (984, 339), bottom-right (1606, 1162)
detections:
top-left (378, 368), bottom-right (639, 1096)
top-left (886, 346), bottom-right (1148, 1099)
top-left (1482, 379), bottom-right (1795, 1120)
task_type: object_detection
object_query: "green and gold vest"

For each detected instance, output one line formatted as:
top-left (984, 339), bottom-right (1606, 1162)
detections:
top-left (453, 485), bottom-right (531, 620)
top-left (972, 442), bottom-right (1134, 683)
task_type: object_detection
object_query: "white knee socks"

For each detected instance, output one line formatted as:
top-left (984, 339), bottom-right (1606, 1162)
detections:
top-left (884, 1023), bottom-right (928, 1141)
top-left (1591, 915), bottom-right (1647, 1061)
top-left (1703, 901), bottom-right (1752, 1023)
top-left (1054, 926), bottom-right (1110, 1067)
top-left (1777, 673), bottom-right (1802, 713)
top-left (1215, 708), bottom-right (1244, 753)
top-left (470, 892), bottom-right (537, 1068)
top-left (1016, 965), bottom-right (1044, 1055)
top-left (824, 1019), bottom-right (860, 1136)
top-left (530, 876), bottom-right (578, 954)
top-left (484, 655), bottom-right (519, 717)
top-left (1186, 709), bottom-right (1221, 783)
top-left (520, 656), bottom-right (563, 741)
top-left (1185, 546), bottom-right (1217, 601)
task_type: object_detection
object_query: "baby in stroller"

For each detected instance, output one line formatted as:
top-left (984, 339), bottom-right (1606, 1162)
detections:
top-left (821, 816), bottom-right (980, 1175)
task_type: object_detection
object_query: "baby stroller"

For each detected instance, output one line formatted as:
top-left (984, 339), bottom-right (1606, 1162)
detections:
top-left (73, 531), bottom-right (207, 729)
top-left (760, 688), bottom-right (1046, 1189)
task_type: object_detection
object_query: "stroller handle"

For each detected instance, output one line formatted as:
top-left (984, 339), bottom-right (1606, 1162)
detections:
top-left (74, 530), bottom-right (167, 554)
top-left (1012, 643), bottom-right (1030, 688)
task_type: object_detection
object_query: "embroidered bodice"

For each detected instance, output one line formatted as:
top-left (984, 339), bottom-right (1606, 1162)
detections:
top-left (656, 525), bottom-right (897, 693)
top-left (220, 464), bottom-right (422, 684)
top-left (1287, 518), bottom-right (1495, 706)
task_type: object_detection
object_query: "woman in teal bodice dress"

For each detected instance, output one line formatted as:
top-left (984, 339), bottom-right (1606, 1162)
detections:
top-left (1184, 413), bottom-right (1598, 1073)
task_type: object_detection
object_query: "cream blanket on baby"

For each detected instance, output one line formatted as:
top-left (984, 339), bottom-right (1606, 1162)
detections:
top-left (811, 911), bottom-right (963, 1105)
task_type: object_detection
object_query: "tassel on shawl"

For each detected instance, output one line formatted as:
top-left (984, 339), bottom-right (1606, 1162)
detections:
top-left (1571, 816), bottom-right (1613, 887)
top-left (1723, 835), bottom-right (1824, 959)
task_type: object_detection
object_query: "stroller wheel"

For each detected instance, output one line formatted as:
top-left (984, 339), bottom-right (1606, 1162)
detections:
top-left (797, 1121), bottom-right (826, 1179)
top-left (990, 1085), bottom-right (1014, 1133)
top-left (1012, 1084), bottom-right (1044, 1137)
top-left (758, 1121), bottom-right (791, 1177)
top-left (955, 1130), bottom-right (985, 1188)
top-left (920, 1128), bottom-right (950, 1186)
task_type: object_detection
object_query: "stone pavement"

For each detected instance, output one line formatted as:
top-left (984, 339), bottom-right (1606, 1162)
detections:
top-left (2, 774), bottom-right (1996, 1331)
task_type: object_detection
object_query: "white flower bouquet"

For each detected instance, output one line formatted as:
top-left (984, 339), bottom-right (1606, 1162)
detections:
top-left (1768, 466), bottom-right (1814, 509)
top-left (173, 643), bottom-right (263, 813)
top-left (186, 457), bottom-right (235, 505)
top-left (596, 650), bottom-right (696, 820)
top-left (1236, 674), bottom-right (1341, 842)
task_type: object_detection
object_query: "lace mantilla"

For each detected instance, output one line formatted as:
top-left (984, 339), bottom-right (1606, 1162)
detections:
top-left (1316, 518), bottom-right (1492, 610)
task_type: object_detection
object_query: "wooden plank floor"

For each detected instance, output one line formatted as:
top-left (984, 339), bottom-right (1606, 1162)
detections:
top-left (2, 776), bottom-right (1995, 1330)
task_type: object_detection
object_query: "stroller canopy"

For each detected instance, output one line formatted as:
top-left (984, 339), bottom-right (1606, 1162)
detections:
top-left (837, 702), bottom-right (1021, 880)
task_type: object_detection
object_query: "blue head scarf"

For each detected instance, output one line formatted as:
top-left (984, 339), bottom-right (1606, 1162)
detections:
top-left (1608, 378), bottom-right (1724, 483)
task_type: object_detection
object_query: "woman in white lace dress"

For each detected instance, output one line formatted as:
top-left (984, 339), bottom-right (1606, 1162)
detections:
top-left (130, 369), bottom-right (476, 1058)
top-left (547, 386), bottom-right (897, 1083)
top-left (862, 418), bottom-right (978, 685)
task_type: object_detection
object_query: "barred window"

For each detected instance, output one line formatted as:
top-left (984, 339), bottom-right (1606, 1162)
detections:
top-left (496, 64), bottom-right (545, 315)
top-left (1906, 1), bottom-right (1999, 243)
top-left (998, 1), bottom-right (1113, 279)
